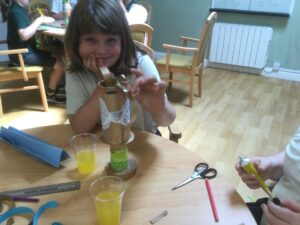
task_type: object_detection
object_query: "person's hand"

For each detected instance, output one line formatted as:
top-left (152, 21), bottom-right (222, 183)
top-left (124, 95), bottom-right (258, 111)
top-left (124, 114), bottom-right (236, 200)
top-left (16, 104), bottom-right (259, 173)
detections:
top-left (262, 200), bottom-right (300, 225)
top-left (130, 68), bottom-right (166, 114)
top-left (38, 16), bottom-right (55, 24)
top-left (235, 156), bottom-right (272, 189)
top-left (82, 54), bottom-right (104, 80)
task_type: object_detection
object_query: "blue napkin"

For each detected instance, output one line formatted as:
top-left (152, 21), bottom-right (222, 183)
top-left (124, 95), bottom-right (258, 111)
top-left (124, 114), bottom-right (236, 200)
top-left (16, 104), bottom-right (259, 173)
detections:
top-left (0, 126), bottom-right (69, 168)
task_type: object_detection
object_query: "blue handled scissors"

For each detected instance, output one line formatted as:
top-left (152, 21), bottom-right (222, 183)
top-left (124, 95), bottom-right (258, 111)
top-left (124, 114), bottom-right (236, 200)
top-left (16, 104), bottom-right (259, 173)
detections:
top-left (172, 163), bottom-right (217, 191)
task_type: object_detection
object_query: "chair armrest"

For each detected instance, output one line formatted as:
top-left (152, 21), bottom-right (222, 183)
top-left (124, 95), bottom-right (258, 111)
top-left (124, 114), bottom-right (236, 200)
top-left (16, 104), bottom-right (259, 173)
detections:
top-left (179, 36), bottom-right (199, 55)
top-left (134, 40), bottom-right (154, 59)
top-left (179, 36), bottom-right (200, 46)
top-left (180, 36), bottom-right (199, 44)
top-left (162, 44), bottom-right (198, 72)
top-left (0, 48), bottom-right (28, 55)
top-left (162, 44), bottom-right (198, 52)
top-left (0, 48), bottom-right (29, 81)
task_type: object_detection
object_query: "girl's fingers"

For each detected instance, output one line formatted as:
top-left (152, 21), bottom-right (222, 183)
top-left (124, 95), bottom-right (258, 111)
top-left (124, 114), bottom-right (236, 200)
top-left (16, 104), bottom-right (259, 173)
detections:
top-left (132, 76), bottom-right (158, 92)
top-left (236, 165), bottom-right (246, 176)
top-left (83, 57), bottom-right (89, 68)
top-left (130, 68), bottom-right (143, 77)
top-left (129, 68), bottom-right (165, 101)
top-left (90, 55), bottom-right (96, 69)
top-left (155, 80), bottom-right (166, 90)
top-left (240, 173), bottom-right (260, 189)
top-left (261, 204), bottom-right (282, 225)
top-left (98, 59), bottom-right (105, 67)
top-left (243, 180), bottom-right (260, 189)
top-left (281, 200), bottom-right (300, 213)
top-left (236, 161), bottom-right (264, 189)
top-left (83, 55), bottom-right (100, 74)
top-left (83, 56), bottom-right (91, 67)
top-left (263, 201), bottom-right (294, 225)
top-left (129, 68), bottom-right (161, 88)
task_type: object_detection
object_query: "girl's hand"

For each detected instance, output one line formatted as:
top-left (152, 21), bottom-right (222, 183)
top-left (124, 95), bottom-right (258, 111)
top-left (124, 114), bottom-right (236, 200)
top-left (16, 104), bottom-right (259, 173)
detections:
top-left (235, 157), bottom-right (271, 189)
top-left (262, 200), bottom-right (300, 225)
top-left (130, 68), bottom-right (166, 114)
top-left (82, 55), bottom-right (103, 80)
top-left (38, 16), bottom-right (55, 24)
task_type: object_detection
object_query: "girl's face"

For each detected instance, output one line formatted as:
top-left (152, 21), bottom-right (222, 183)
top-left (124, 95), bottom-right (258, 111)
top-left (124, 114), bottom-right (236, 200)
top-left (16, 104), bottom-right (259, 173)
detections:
top-left (79, 31), bottom-right (121, 68)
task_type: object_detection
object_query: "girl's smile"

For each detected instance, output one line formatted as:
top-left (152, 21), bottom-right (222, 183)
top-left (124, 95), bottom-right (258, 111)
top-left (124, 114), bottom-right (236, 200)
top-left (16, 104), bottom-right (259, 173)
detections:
top-left (79, 31), bottom-right (121, 68)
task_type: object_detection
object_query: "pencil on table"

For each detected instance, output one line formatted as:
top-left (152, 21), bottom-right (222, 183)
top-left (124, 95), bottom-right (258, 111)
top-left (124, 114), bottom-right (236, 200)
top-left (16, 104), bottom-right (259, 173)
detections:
top-left (205, 178), bottom-right (219, 222)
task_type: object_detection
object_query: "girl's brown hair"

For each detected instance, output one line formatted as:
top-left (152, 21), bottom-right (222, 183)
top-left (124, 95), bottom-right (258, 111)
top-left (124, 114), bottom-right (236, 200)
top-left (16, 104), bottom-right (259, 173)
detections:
top-left (65, 0), bottom-right (136, 75)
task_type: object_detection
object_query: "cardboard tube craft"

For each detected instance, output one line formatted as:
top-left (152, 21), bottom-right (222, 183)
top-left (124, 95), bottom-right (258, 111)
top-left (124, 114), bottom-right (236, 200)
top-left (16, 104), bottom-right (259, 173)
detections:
top-left (97, 67), bottom-right (137, 179)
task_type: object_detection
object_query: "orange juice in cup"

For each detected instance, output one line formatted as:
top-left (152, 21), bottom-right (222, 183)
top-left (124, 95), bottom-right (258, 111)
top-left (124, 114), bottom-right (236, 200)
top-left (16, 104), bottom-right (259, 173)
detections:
top-left (90, 176), bottom-right (125, 225)
top-left (70, 133), bottom-right (97, 175)
top-left (95, 191), bottom-right (122, 225)
top-left (75, 149), bottom-right (96, 174)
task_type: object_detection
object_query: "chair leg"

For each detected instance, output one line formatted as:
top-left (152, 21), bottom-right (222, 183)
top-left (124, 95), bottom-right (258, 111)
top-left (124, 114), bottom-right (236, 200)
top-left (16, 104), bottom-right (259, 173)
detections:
top-left (36, 73), bottom-right (49, 112)
top-left (197, 66), bottom-right (203, 97)
top-left (168, 72), bottom-right (173, 90)
top-left (168, 124), bottom-right (182, 143)
top-left (0, 94), bottom-right (3, 117)
top-left (188, 73), bottom-right (194, 107)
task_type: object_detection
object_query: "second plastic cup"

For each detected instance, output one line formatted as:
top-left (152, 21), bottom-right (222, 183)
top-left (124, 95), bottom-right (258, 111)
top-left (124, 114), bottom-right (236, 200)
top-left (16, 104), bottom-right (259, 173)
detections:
top-left (69, 133), bottom-right (97, 174)
top-left (90, 176), bottom-right (125, 225)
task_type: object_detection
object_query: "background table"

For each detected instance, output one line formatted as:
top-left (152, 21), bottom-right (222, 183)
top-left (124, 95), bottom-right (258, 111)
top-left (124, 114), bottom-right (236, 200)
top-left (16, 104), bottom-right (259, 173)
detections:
top-left (0, 124), bottom-right (256, 225)
top-left (38, 20), bottom-right (65, 42)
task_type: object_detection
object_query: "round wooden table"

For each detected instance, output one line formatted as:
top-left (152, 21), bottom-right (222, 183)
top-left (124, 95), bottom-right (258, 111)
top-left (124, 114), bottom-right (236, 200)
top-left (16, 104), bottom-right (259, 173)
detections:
top-left (0, 124), bottom-right (256, 225)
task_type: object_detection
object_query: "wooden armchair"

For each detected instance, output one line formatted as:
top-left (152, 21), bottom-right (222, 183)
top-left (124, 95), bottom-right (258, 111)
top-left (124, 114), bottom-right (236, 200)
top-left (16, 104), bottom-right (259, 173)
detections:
top-left (130, 23), bottom-right (153, 48)
top-left (134, 41), bottom-right (182, 143)
top-left (0, 40), bottom-right (48, 117)
top-left (156, 12), bottom-right (217, 107)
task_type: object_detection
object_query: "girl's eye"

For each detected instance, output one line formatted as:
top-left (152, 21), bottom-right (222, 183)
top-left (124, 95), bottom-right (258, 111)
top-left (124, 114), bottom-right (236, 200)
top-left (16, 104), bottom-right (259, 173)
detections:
top-left (107, 38), bottom-right (119, 46)
top-left (84, 37), bottom-right (97, 44)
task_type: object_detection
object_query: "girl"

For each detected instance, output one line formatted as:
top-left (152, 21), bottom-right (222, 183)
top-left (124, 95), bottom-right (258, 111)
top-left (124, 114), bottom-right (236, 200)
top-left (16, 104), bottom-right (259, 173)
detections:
top-left (1, 0), bottom-right (65, 103)
top-left (64, 0), bottom-right (175, 134)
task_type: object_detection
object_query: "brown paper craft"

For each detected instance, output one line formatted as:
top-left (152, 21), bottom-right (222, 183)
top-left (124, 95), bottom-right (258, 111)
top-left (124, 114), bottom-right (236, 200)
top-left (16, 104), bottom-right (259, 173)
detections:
top-left (98, 67), bottom-right (137, 179)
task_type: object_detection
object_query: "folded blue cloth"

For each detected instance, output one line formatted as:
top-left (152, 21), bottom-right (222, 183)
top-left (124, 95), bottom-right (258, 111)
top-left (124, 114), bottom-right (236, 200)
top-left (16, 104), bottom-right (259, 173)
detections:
top-left (0, 126), bottom-right (69, 168)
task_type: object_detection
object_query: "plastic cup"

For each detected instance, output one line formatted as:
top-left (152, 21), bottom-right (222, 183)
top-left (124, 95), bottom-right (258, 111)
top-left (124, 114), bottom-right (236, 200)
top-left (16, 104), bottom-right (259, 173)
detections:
top-left (69, 133), bottom-right (97, 174)
top-left (90, 176), bottom-right (125, 225)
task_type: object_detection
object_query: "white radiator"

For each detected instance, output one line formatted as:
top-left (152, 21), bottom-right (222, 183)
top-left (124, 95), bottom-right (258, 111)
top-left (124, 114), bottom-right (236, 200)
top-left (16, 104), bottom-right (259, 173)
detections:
top-left (208, 22), bottom-right (273, 74)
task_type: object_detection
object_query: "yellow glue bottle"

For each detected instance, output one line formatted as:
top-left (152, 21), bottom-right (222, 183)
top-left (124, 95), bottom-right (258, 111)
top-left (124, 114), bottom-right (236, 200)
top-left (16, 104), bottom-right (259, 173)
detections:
top-left (239, 156), bottom-right (272, 197)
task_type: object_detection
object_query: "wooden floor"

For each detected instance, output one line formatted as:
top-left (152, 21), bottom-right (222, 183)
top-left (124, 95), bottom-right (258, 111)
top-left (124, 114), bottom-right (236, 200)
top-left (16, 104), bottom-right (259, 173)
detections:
top-left (1, 68), bottom-right (300, 202)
